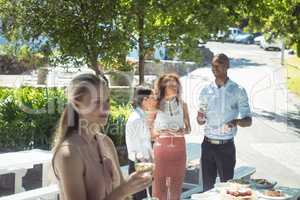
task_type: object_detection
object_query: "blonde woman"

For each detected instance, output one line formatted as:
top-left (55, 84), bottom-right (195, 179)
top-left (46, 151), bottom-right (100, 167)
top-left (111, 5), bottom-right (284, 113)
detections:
top-left (52, 74), bottom-right (151, 200)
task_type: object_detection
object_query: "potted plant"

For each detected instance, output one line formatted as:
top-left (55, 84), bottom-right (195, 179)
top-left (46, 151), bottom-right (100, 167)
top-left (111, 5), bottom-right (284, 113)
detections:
top-left (101, 58), bottom-right (136, 86)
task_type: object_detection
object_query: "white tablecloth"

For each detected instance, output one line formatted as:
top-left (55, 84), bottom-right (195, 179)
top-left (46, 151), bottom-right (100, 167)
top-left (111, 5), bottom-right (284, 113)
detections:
top-left (190, 186), bottom-right (300, 200)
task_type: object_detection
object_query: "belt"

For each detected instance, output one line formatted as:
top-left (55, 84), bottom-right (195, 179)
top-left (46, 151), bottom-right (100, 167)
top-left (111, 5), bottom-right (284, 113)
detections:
top-left (204, 136), bottom-right (233, 145)
top-left (158, 134), bottom-right (184, 138)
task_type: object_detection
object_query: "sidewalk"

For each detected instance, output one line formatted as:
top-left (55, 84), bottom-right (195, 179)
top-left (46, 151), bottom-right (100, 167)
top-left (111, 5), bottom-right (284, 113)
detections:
top-left (285, 56), bottom-right (300, 96)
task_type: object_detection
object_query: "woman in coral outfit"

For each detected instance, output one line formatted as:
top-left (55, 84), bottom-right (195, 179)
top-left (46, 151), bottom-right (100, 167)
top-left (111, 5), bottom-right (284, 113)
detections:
top-left (151, 73), bottom-right (191, 200)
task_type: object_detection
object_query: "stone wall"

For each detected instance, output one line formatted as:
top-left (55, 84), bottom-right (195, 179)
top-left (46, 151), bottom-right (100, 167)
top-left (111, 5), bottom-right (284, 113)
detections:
top-left (140, 60), bottom-right (199, 76)
top-left (140, 46), bottom-right (213, 76)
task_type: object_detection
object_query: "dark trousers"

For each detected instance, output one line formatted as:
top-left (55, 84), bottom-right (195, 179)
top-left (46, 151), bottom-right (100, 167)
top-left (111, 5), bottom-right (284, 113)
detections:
top-left (201, 139), bottom-right (236, 192)
top-left (128, 160), bottom-right (152, 200)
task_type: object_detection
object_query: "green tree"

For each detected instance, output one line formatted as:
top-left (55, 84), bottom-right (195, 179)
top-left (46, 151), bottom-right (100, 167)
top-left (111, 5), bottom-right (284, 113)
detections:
top-left (239, 0), bottom-right (300, 57)
top-left (123, 0), bottom-right (243, 84)
top-left (1, 0), bottom-right (246, 81)
top-left (0, 0), bottom-right (130, 76)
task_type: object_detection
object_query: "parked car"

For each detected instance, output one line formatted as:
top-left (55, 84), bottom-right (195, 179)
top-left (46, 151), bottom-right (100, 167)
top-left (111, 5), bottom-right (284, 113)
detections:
top-left (227, 27), bottom-right (242, 42)
top-left (254, 35), bottom-right (264, 45)
top-left (215, 27), bottom-right (242, 41)
top-left (260, 36), bottom-right (283, 51)
top-left (234, 33), bottom-right (254, 44)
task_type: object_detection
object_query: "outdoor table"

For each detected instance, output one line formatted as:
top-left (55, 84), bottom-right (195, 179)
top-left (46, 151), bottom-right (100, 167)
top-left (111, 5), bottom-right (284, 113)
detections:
top-left (189, 185), bottom-right (300, 200)
top-left (0, 149), bottom-right (53, 193)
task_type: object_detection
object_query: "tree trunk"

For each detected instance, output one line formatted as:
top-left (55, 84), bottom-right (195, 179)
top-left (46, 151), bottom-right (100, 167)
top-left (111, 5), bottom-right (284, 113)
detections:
top-left (138, 13), bottom-right (145, 85)
top-left (297, 40), bottom-right (300, 57)
top-left (88, 53), bottom-right (103, 77)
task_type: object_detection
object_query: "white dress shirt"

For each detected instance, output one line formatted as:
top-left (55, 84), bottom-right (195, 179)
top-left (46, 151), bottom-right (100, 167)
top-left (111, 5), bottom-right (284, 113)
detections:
top-left (125, 107), bottom-right (152, 161)
top-left (199, 79), bottom-right (251, 140)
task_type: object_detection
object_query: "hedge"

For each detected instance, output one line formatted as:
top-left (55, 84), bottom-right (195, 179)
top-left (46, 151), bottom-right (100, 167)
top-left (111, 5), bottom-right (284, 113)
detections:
top-left (0, 87), bottom-right (131, 152)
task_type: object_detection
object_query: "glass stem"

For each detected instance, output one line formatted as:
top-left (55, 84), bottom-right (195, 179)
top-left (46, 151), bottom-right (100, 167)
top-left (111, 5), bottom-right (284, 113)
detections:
top-left (146, 187), bottom-right (151, 198)
top-left (166, 177), bottom-right (171, 200)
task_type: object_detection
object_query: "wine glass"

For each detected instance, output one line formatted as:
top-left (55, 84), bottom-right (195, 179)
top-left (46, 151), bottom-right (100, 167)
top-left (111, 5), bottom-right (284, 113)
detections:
top-left (199, 102), bottom-right (208, 113)
top-left (198, 102), bottom-right (208, 122)
top-left (154, 137), bottom-right (162, 147)
top-left (134, 150), bottom-right (157, 200)
top-left (168, 131), bottom-right (176, 148)
top-left (166, 176), bottom-right (171, 200)
top-left (153, 127), bottom-right (162, 147)
top-left (167, 123), bottom-right (179, 148)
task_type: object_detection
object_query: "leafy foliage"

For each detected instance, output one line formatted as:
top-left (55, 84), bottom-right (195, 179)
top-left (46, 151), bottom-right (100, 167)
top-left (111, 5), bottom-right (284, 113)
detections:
top-left (104, 100), bottom-right (131, 146)
top-left (0, 0), bottom-right (246, 81)
top-left (239, 0), bottom-right (300, 56)
top-left (0, 87), bottom-right (131, 151)
top-left (120, 0), bottom-right (245, 83)
top-left (0, 87), bottom-right (64, 151)
top-left (100, 57), bottom-right (135, 72)
top-left (0, 0), bottom-right (131, 75)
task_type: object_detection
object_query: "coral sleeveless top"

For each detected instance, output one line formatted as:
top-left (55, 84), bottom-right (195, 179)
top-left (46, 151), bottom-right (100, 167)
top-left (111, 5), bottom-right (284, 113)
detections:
top-left (53, 133), bottom-right (122, 200)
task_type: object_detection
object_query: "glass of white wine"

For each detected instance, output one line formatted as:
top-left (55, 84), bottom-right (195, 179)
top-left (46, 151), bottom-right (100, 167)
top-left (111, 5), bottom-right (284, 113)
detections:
top-left (134, 150), bottom-right (157, 200)
top-left (167, 123), bottom-right (180, 148)
top-left (166, 176), bottom-right (171, 200)
top-left (198, 102), bottom-right (208, 119)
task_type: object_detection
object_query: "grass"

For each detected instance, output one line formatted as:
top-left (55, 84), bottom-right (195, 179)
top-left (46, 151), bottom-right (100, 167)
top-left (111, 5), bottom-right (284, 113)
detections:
top-left (285, 56), bottom-right (300, 96)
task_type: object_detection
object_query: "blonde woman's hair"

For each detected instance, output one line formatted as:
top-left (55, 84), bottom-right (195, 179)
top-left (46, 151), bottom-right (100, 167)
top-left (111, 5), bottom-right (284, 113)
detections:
top-left (52, 73), bottom-right (108, 152)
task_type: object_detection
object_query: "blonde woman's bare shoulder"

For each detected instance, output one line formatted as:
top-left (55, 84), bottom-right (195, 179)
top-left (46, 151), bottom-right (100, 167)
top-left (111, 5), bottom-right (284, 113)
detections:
top-left (52, 145), bottom-right (86, 200)
top-left (97, 133), bottom-right (115, 147)
top-left (55, 145), bottom-right (81, 165)
top-left (54, 144), bottom-right (84, 177)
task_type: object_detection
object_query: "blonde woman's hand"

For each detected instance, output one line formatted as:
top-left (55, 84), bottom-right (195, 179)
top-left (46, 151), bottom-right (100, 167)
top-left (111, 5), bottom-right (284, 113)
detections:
top-left (119, 171), bottom-right (152, 197)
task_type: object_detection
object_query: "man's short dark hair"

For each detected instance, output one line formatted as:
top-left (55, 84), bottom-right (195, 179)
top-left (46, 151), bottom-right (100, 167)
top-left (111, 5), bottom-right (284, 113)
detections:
top-left (212, 53), bottom-right (230, 68)
top-left (132, 85), bottom-right (152, 109)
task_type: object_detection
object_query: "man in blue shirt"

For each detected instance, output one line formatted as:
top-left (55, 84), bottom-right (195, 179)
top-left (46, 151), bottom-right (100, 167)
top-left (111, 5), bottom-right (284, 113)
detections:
top-left (197, 53), bottom-right (252, 191)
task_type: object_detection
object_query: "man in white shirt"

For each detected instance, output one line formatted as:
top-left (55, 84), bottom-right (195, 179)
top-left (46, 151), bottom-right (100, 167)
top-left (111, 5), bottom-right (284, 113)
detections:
top-left (126, 86), bottom-right (157, 200)
top-left (197, 53), bottom-right (252, 191)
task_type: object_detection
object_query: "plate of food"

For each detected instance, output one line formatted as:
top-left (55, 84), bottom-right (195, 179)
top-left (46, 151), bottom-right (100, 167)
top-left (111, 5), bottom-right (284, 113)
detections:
top-left (221, 188), bottom-right (255, 200)
top-left (258, 189), bottom-right (292, 200)
top-left (215, 181), bottom-right (250, 192)
top-left (250, 178), bottom-right (277, 189)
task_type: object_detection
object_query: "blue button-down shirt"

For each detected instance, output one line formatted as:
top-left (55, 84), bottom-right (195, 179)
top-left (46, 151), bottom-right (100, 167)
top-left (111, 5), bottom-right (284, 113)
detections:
top-left (199, 79), bottom-right (251, 140)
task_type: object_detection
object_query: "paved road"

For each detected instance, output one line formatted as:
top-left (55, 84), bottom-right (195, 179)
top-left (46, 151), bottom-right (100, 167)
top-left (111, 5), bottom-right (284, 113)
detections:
top-left (183, 42), bottom-right (300, 188)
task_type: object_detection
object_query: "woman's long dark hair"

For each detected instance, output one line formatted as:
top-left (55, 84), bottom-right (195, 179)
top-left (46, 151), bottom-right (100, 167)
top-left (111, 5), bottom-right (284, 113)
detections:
top-left (154, 73), bottom-right (182, 106)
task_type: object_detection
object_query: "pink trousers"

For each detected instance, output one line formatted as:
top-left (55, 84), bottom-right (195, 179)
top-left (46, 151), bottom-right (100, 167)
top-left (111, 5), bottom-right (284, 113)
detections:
top-left (153, 136), bottom-right (186, 200)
